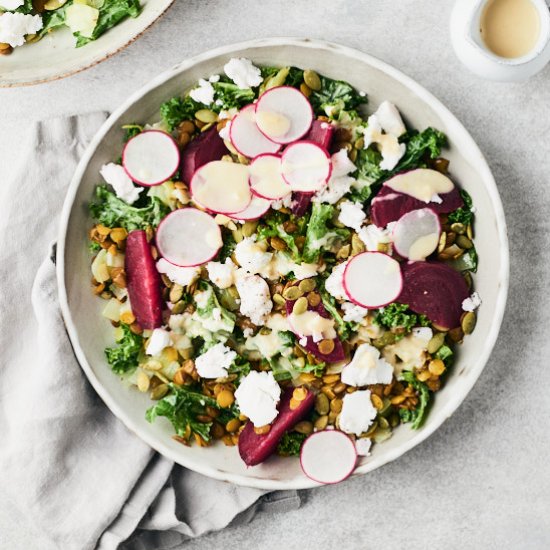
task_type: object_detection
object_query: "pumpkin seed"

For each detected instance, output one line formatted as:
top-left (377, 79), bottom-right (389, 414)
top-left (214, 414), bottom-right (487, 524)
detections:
top-left (232, 228), bottom-right (243, 243)
top-left (336, 244), bottom-right (350, 259)
top-left (363, 420), bottom-right (378, 438)
top-left (272, 293), bottom-right (286, 306)
top-left (348, 148), bottom-right (358, 162)
top-left (450, 222), bottom-right (465, 234)
top-left (169, 284), bottom-right (183, 303)
top-left (354, 137), bottom-right (364, 150)
top-left (144, 359), bottom-right (163, 371)
top-left (307, 291), bottom-right (321, 307)
top-left (379, 398), bottom-right (393, 417)
top-left (219, 288), bottom-right (239, 311)
top-left (371, 394), bottom-right (384, 410)
top-left (314, 415), bottom-right (329, 431)
top-left (456, 235), bottom-right (473, 249)
top-left (299, 82), bottom-right (312, 97)
top-left (330, 398), bottom-right (343, 413)
top-left (461, 311), bottom-right (476, 334)
top-left (171, 300), bottom-right (187, 314)
top-left (428, 358), bottom-right (446, 376)
top-left (195, 109), bottom-right (217, 123)
top-left (467, 224), bottom-right (473, 240)
top-left (390, 413), bottom-right (400, 428)
top-left (137, 370), bottom-right (150, 392)
top-left (427, 332), bottom-right (445, 354)
top-left (298, 278), bottom-right (316, 293)
top-left (44, 0), bottom-right (65, 10)
top-left (150, 383), bottom-right (169, 400)
top-left (373, 427), bottom-right (392, 443)
top-left (270, 236), bottom-right (287, 251)
top-left (294, 420), bottom-right (313, 435)
top-left (315, 393), bottom-right (330, 415)
top-left (292, 297), bottom-right (308, 315)
top-left (303, 69), bottom-right (322, 91)
top-left (437, 232), bottom-right (447, 253)
top-left (449, 327), bottom-right (464, 342)
top-left (378, 416), bottom-right (390, 430)
top-left (283, 286), bottom-right (303, 300)
top-left (242, 220), bottom-right (258, 237)
top-left (372, 331), bottom-right (396, 348)
top-left (463, 272), bottom-right (473, 290)
top-left (351, 233), bottom-right (365, 256)
top-left (178, 120), bottom-right (195, 134)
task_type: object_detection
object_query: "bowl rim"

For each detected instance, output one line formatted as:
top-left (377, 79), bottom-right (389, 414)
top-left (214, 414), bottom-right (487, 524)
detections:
top-left (56, 37), bottom-right (510, 490)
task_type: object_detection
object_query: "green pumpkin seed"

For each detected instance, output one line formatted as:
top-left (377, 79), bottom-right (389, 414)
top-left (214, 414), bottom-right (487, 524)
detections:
top-left (150, 383), bottom-right (169, 400)
top-left (195, 109), bottom-right (217, 123)
top-left (169, 284), bottom-right (183, 303)
top-left (303, 69), bottom-right (322, 91)
top-left (282, 286), bottom-right (303, 301)
top-left (427, 332), bottom-right (446, 354)
top-left (44, 0), bottom-right (67, 9)
top-left (315, 393), bottom-right (330, 415)
top-left (438, 232), bottom-right (447, 253)
top-left (379, 398), bottom-right (393, 417)
top-left (219, 289), bottom-right (239, 311)
top-left (348, 148), bottom-right (358, 162)
top-left (272, 293), bottom-right (286, 306)
top-left (292, 296), bottom-right (308, 315)
top-left (450, 222), bottom-right (466, 234)
top-left (363, 420), bottom-right (378, 438)
top-left (373, 332), bottom-right (396, 348)
top-left (390, 413), bottom-right (400, 428)
top-left (378, 416), bottom-right (390, 430)
top-left (354, 137), bottom-right (364, 150)
top-left (298, 278), bottom-right (316, 293)
top-left (294, 421), bottom-right (314, 435)
top-left (160, 273), bottom-right (173, 288)
top-left (467, 224), bottom-right (473, 240)
top-left (314, 414), bottom-right (329, 431)
top-left (461, 311), bottom-right (476, 334)
top-left (171, 300), bottom-right (186, 314)
top-left (241, 220), bottom-right (258, 238)
top-left (232, 228), bottom-right (243, 243)
top-left (456, 235), bottom-right (473, 249)
top-left (336, 244), bottom-right (350, 259)
top-left (373, 427), bottom-right (393, 443)
top-left (351, 233), bottom-right (365, 256)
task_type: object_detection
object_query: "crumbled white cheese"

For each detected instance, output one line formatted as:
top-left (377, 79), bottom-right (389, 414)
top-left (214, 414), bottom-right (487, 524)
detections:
top-left (339, 390), bottom-right (378, 436)
top-left (338, 201), bottom-right (366, 231)
top-left (341, 302), bottom-right (369, 324)
top-left (357, 222), bottom-right (395, 252)
top-left (271, 193), bottom-right (293, 210)
top-left (313, 149), bottom-right (357, 205)
top-left (206, 258), bottom-right (238, 289)
top-left (234, 370), bottom-right (281, 427)
top-left (374, 101), bottom-right (406, 137)
top-left (341, 343), bottom-right (394, 386)
top-left (236, 275), bottom-right (273, 326)
top-left (462, 292), bottom-right (482, 312)
top-left (0, 12), bottom-right (43, 48)
top-left (299, 336), bottom-right (308, 347)
top-left (195, 343), bottom-right (236, 379)
top-left (288, 310), bottom-right (336, 343)
top-left (234, 236), bottom-right (273, 275)
top-left (325, 261), bottom-right (348, 300)
top-left (430, 194), bottom-right (443, 204)
top-left (156, 258), bottom-right (200, 287)
top-left (146, 328), bottom-right (172, 356)
top-left (219, 121), bottom-right (231, 141)
top-left (0, 0), bottom-right (24, 10)
top-left (100, 163), bottom-right (143, 204)
top-left (242, 327), bottom-right (254, 338)
top-left (355, 438), bottom-right (372, 457)
top-left (224, 58), bottom-right (263, 89)
top-left (189, 78), bottom-right (216, 105)
top-left (361, 113), bottom-right (406, 171)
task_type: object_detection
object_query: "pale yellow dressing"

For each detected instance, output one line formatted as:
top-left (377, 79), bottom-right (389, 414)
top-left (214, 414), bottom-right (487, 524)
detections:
top-left (408, 233), bottom-right (439, 261)
top-left (386, 168), bottom-right (454, 203)
top-left (255, 110), bottom-right (291, 138)
top-left (480, 0), bottom-right (540, 58)
top-left (288, 310), bottom-right (336, 340)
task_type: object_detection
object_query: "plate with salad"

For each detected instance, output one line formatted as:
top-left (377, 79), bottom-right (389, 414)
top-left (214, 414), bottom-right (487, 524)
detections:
top-left (0, 0), bottom-right (173, 86)
top-left (58, 38), bottom-right (508, 488)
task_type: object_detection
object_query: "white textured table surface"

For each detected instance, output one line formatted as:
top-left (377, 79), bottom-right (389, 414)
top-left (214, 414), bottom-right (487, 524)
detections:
top-left (2, 1), bottom-right (549, 548)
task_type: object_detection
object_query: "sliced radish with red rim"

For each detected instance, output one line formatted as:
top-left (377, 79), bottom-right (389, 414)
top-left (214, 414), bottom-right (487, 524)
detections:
top-left (229, 195), bottom-right (271, 221)
top-left (393, 208), bottom-right (441, 261)
top-left (300, 430), bottom-right (357, 484)
top-left (122, 130), bottom-right (180, 186)
top-left (249, 153), bottom-right (291, 200)
top-left (190, 160), bottom-right (251, 215)
top-left (343, 251), bottom-right (403, 308)
top-left (156, 208), bottom-right (222, 267)
top-left (281, 141), bottom-right (331, 193)
top-left (229, 104), bottom-right (281, 158)
top-left (255, 86), bottom-right (313, 144)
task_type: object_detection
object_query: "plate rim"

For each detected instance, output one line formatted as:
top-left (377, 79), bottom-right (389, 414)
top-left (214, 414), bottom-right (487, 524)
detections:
top-left (56, 37), bottom-right (510, 490)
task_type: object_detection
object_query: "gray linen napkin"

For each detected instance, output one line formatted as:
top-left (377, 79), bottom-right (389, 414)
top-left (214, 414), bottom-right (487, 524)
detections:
top-left (0, 113), bottom-right (300, 550)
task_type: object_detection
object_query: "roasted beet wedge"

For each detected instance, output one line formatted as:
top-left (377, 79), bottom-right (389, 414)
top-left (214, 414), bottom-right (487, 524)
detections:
top-left (370, 185), bottom-right (463, 227)
top-left (305, 119), bottom-right (334, 151)
top-left (285, 299), bottom-right (346, 363)
top-left (291, 192), bottom-right (313, 216)
top-left (181, 126), bottom-right (229, 184)
top-left (125, 230), bottom-right (163, 329)
top-left (398, 261), bottom-right (470, 330)
top-left (238, 387), bottom-right (315, 466)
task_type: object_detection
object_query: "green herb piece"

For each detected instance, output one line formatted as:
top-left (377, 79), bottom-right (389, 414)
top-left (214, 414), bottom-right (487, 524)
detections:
top-left (217, 231), bottom-right (237, 263)
top-left (39, 6), bottom-right (69, 36)
top-left (435, 344), bottom-right (454, 368)
top-left (75, 0), bottom-right (141, 47)
top-left (122, 124), bottom-right (143, 142)
top-left (105, 324), bottom-right (143, 375)
top-left (146, 383), bottom-right (219, 442)
top-left (392, 128), bottom-right (447, 174)
top-left (448, 190), bottom-right (474, 226)
top-left (211, 81), bottom-right (255, 110)
top-left (398, 371), bottom-right (431, 429)
top-left (374, 303), bottom-right (430, 333)
top-left (90, 185), bottom-right (169, 231)
top-left (448, 248), bottom-right (478, 273)
top-left (310, 77), bottom-right (367, 118)
top-left (160, 96), bottom-right (203, 131)
top-left (353, 147), bottom-right (384, 186)
top-left (277, 432), bottom-right (307, 456)
top-left (89, 240), bottom-right (102, 253)
top-left (319, 287), bottom-right (355, 340)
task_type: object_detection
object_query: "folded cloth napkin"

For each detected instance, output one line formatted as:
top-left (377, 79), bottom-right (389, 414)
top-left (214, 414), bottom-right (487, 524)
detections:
top-left (0, 113), bottom-right (300, 550)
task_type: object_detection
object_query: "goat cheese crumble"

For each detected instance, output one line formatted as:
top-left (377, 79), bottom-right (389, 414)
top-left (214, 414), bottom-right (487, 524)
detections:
top-left (325, 260), bottom-right (348, 300)
top-left (341, 343), bottom-right (394, 386)
top-left (339, 390), bottom-right (378, 436)
top-left (206, 258), bottom-right (238, 289)
top-left (234, 236), bottom-right (273, 275)
top-left (341, 301), bottom-right (369, 323)
top-left (338, 201), bottom-right (366, 231)
top-left (189, 76), bottom-right (219, 105)
top-left (462, 291), bottom-right (482, 312)
top-left (146, 328), bottom-right (172, 356)
top-left (234, 371), bottom-right (281, 427)
top-left (156, 258), bottom-right (200, 287)
top-left (0, 12), bottom-right (42, 48)
top-left (313, 149), bottom-right (356, 205)
top-left (224, 58), bottom-right (263, 89)
top-left (195, 343), bottom-right (236, 379)
top-left (100, 163), bottom-right (143, 205)
top-left (235, 275), bottom-right (273, 326)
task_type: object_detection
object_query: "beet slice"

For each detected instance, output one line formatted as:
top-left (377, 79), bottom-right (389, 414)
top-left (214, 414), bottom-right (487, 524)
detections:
top-left (181, 126), bottom-right (229, 185)
top-left (370, 184), bottom-right (463, 227)
top-left (238, 387), bottom-right (315, 466)
top-left (125, 230), bottom-right (163, 329)
top-left (397, 261), bottom-right (470, 329)
top-left (305, 119), bottom-right (334, 151)
top-left (290, 191), bottom-right (312, 216)
top-left (285, 299), bottom-right (345, 363)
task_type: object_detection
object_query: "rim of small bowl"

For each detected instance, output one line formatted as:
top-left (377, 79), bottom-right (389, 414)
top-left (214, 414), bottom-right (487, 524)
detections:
top-left (57, 37), bottom-right (510, 490)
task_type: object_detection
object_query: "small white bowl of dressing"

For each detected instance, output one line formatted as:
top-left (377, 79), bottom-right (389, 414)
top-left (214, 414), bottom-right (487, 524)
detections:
top-left (450, 0), bottom-right (550, 81)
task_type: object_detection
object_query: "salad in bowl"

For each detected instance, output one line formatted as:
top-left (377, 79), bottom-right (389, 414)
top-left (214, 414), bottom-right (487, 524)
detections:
top-left (87, 57), bottom-right (480, 484)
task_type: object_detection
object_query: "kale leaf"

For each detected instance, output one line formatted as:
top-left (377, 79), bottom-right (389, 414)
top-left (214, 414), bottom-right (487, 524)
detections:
top-left (374, 303), bottom-right (430, 332)
top-left (392, 128), bottom-right (447, 174)
top-left (90, 185), bottom-right (170, 231)
top-left (211, 81), bottom-right (255, 110)
top-left (399, 371), bottom-right (431, 429)
top-left (320, 287), bottom-right (356, 340)
top-left (448, 190), bottom-right (474, 226)
top-left (146, 383), bottom-right (219, 442)
top-left (310, 77), bottom-right (367, 118)
top-left (122, 124), bottom-right (143, 142)
top-left (160, 96), bottom-right (203, 131)
top-left (259, 66), bottom-right (303, 93)
top-left (105, 324), bottom-right (143, 375)
top-left (75, 0), bottom-right (141, 47)
top-left (435, 344), bottom-right (454, 368)
top-left (277, 432), bottom-right (307, 456)
top-left (39, 6), bottom-right (68, 36)
top-left (217, 231), bottom-right (237, 262)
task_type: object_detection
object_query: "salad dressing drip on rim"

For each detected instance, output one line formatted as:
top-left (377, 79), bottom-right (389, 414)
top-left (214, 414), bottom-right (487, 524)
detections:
top-left (480, 0), bottom-right (541, 58)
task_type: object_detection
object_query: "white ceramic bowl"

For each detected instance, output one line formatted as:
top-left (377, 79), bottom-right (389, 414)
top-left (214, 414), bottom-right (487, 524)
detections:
top-left (57, 38), bottom-right (509, 490)
top-left (0, 0), bottom-right (174, 87)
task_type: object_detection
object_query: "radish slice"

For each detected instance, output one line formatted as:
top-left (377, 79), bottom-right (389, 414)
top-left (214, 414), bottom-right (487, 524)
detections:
top-left (255, 86), bottom-right (313, 144)
top-left (156, 208), bottom-right (222, 267)
top-left (281, 141), bottom-right (331, 193)
top-left (343, 252), bottom-right (403, 308)
top-left (229, 195), bottom-right (271, 221)
top-left (393, 208), bottom-right (441, 261)
top-left (249, 154), bottom-right (291, 200)
top-left (300, 430), bottom-right (357, 484)
top-left (122, 130), bottom-right (180, 187)
top-left (190, 160), bottom-right (251, 214)
top-left (229, 104), bottom-right (281, 158)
